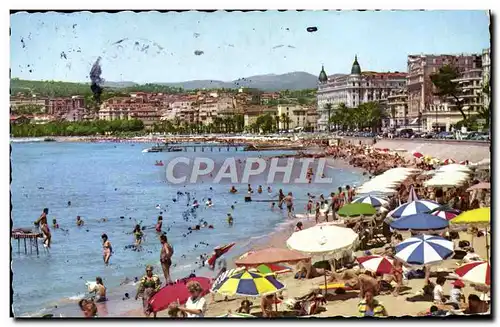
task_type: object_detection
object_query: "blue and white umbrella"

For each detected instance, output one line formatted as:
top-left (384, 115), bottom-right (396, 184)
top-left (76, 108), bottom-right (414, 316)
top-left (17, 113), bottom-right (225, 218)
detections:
top-left (390, 213), bottom-right (449, 231)
top-left (388, 200), bottom-right (440, 219)
top-left (352, 195), bottom-right (388, 208)
top-left (395, 234), bottom-right (454, 265)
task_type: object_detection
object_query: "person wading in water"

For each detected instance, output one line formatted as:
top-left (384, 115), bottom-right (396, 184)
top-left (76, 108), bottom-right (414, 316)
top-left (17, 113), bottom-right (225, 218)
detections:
top-left (101, 234), bottom-right (112, 265)
top-left (34, 208), bottom-right (51, 248)
top-left (160, 234), bottom-right (174, 284)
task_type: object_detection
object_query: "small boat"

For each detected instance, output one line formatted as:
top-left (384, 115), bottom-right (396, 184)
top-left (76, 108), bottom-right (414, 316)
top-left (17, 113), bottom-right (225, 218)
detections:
top-left (43, 137), bottom-right (56, 142)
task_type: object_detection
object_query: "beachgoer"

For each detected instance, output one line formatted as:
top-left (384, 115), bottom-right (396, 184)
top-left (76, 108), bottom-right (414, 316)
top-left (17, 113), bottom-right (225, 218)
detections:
top-left (315, 202), bottom-right (321, 224)
top-left (133, 224), bottom-right (144, 246)
top-left (76, 216), bottom-right (84, 227)
top-left (433, 276), bottom-right (447, 304)
top-left (270, 202), bottom-right (276, 210)
top-left (267, 186), bottom-right (272, 194)
top-left (160, 234), bottom-right (174, 284)
top-left (306, 200), bottom-right (313, 215)
top-left (101, 234), bottom-right (112, 265)
top-left (79, 299), bottom-right (98, 318)
top-left (346, 185), bottom-right (355, 203)
top-left (447, 280), bottom-right (465, 309)
top-left (257, 185), bottom-right (263, 194)
top-left (358, 271), bottom-right (380, 298)
top-left (390, 258), bottom-right (403, 296)
top-left (94, 277), bottom-right (107, 302)
top-left (52, 219), bottom-right (59, 229)
top-left (261, 294), bottom-right (277, 317)
top-left (155, 216), bottom-right (163, 233)
top-left (230, 186), bottom-right (237, 194)
top-left (464, 294), bottom-right (489, 314)
top-left (34, 208), bottom-right (51, 248)
top-left (175, 281), bottom-right (207, 318)
top-left (236, 299), bottom-right (253, 314)
top-left (247, 184), bottom-right (253, 194)
top-left (357, 290), bottom-right (387, 317)
top-left (294, 222), bottom-right (303, 232)
top-left (337, 187), bottom-right (345, 207)
top-left (284, 192), bottom-right (294, 218)
top-left (295, 261), bottom-right (331, 279)
top-left (135, 265), bottom-right (161, 317)
top-left (206, 198), bottom-right (213, 207)
top-left (278, 189), bottom-right (285, 209)
top-left (227, 213), bottom-right (234, 226)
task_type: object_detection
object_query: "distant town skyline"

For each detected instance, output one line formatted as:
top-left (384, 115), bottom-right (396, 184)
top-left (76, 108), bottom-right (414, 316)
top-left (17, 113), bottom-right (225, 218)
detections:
top-left (10, 10), bottom-right (490, 84)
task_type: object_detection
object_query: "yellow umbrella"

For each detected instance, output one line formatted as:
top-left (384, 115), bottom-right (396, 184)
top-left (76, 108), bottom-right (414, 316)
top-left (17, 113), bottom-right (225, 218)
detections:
top-left (450, 207), bottom-right (490, 225)
top-left (451, 208), bottom-right (490, 261)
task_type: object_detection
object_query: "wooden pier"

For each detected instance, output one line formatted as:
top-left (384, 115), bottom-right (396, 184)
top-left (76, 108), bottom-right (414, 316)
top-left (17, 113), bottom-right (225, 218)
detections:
top-left (11, 229), bottom-right (43, 255)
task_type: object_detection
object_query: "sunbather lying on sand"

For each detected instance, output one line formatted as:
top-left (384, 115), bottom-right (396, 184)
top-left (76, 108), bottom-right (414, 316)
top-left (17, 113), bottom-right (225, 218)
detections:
top-left (295, 261), bottom-right (332, 279)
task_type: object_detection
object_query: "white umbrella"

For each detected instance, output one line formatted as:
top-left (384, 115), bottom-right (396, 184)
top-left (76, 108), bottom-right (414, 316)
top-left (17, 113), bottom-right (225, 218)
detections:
top-left (286, 225), bottom-right (359, 258)
top-left (286, 225), bottom-right (359, 294)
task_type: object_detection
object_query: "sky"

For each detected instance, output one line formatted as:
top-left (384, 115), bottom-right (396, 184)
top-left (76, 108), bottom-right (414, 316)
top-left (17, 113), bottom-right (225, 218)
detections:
top-left (10, 10), bottom-right (490, 84)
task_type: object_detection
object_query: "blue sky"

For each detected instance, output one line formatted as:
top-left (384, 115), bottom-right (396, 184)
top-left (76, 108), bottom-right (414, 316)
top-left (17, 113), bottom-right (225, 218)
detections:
top-left (10, 10), bottom-right (490, 83)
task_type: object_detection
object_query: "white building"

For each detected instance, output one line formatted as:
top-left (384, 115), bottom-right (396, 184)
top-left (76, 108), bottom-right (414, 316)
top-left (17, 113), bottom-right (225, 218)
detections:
top-left (316, 56), bottom-right (407, 130)
top-left (277, 105), bottom-right (316, 130)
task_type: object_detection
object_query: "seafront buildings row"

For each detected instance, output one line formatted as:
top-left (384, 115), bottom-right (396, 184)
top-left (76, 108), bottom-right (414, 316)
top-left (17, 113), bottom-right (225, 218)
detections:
top-left (317, 49), bottom-right (491, 132)
top-left (10, 48), bottom-right (490, 133)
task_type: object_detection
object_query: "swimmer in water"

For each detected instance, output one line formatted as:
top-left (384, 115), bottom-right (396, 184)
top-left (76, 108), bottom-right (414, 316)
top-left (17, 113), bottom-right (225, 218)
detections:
top-left (230, 186), bottom-right (238, 194)
top-left (67, 201), bottom-right (71, 207)
top-left (52, 218), bottom-right (59, 229)
top-left (193, 200), bottom-right (199, 208)
top-left (155, 216), bottom-right (163, 233)
top-left (102, 234), bottom-right (112, 265)
top-left (247, 184), bottom-right (253, 194)
top-left (206, 198), bottom-right (212, 207)
top-left (227, 213), bottom-right (234, 226)
top-left (76, 216), bottom-right (84, 227)
top-left (270, 202), bottom-right (276, 209)
top-left (257, 185), bottom-right (263, 194)
top-left (133, 224), bottom-right (143, 246)
top-left (267, 186), bottom-right (272, 194)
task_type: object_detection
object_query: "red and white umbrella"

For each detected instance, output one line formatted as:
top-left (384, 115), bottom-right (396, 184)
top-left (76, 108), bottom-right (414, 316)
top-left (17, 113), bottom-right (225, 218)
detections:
top-left (413, 152), bottom-right (424, 158)
top-left (432, 210), bottom-right (459, 221)
top-left (442, 158), bottom-right (456, 165)
top-left (455, 261), bottom-right (490, 286)
top-left (356, 255), bottom-right (393, 275)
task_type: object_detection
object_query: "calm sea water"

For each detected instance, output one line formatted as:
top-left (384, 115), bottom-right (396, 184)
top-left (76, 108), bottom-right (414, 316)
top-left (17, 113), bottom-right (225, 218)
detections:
top-left (10, 142), bottom-right (366, 316)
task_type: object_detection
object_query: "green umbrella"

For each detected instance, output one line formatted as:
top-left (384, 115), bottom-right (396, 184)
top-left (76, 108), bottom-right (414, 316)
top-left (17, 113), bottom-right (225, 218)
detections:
top-left (337, 203), bottom-right (376, 218)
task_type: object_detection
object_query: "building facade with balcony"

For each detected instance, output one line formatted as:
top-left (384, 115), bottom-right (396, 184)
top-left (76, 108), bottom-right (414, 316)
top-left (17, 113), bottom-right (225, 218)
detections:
top-left (386, 88), bottom-right (408, 128)
top-left (316, 56), bottom-right (407, 131)
top-left (277, 104), bottom-right (317, 131)
top-left (407, 53), bottom-right (482, 130)
top-left (482, 48), bottom-right (491, 110)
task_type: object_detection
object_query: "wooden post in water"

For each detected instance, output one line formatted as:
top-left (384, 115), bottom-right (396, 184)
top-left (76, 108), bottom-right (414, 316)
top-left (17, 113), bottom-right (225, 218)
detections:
top-left (24, 238), bottom-right (27, 254)
top-left (17, 239), bottom-right (20, 254)
top-left (35, 238), bottom-right (39, 255)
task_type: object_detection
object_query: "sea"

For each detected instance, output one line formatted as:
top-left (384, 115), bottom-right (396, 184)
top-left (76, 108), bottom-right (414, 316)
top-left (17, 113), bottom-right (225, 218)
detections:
top-left (10, 141), bottom-right (366, 317)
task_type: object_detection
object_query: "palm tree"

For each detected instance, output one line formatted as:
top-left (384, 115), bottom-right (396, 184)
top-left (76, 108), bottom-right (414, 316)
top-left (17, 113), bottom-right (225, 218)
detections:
top-left (280, 113), bottom-right (291, 132)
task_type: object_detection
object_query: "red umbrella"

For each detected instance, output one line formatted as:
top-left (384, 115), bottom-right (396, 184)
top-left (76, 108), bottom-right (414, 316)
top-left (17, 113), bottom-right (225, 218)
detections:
top-left (356, 255), bottom-right (393, 275)
top-left (413, 152), bottom-right (423, 158)
top-left (254, 263), bottom-right (292, 275)
top-left (455, 261), bottom-right (490, 286)
top-left (206, 242), bottom-right (236, 268)
top-left (148, 276), bottom-right (212, 313)
top-left (442, 158), bottom-right (456, 165)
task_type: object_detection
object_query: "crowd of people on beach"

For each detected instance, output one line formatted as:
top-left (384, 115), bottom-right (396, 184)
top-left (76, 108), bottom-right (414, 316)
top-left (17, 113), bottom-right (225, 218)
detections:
top-left (27, 135), bottom-right (490, 318)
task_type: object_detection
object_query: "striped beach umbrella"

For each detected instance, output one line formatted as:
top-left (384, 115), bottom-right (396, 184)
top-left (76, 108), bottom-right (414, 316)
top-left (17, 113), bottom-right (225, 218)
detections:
top-left (351, 196), bottom-right (388, 208)
top-left (455, 261), bottom-right (490, 286)
top-left (254, 264), bottom-right (291, 275)
top-left (356, 255), bottom-right (393, 275)
top-left (432, 210), bottom-right (460, 221)
top-left (212, 270), bottom-right (285, 297)
top-left (389, 200), bottom-right (440, 219)
top-left (390, 213), bottom-right (449, 231)
top-left (395, 234), bottom-right (454, 265)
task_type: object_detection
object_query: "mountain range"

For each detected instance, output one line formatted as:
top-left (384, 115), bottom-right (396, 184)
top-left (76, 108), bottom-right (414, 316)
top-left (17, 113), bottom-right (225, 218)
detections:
top-left (103, 72), bottom-right (318, 91)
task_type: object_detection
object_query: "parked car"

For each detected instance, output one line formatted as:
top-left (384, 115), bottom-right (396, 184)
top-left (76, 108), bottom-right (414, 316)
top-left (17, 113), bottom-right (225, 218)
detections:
top-left (396, 128), bottom-right (414, 138)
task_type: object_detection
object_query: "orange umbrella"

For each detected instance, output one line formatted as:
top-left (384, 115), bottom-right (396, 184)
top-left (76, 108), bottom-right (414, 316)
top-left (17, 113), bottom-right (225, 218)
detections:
top-left (234, 247), bottom-right (311, 266)
top-left (466, 182), bottom-right (490, 192)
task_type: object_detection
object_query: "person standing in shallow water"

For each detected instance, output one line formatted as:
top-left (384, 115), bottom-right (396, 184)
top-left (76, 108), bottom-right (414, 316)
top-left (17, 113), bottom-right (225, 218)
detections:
top-left (34, 208), bottom-right (51, 248)
top-left (160, 234), bottom-right (174, 284)
top-left (136, 265), bottom-right (161, 317)
top-left (155, 216), bottom-right (163, 233)
top-left (101, 234), bottom-right (112, 265)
